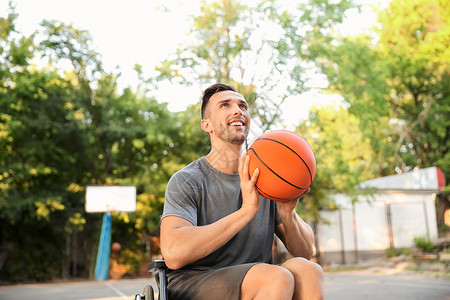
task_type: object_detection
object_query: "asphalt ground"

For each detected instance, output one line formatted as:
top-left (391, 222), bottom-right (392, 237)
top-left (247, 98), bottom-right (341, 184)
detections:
top-left (0, 269), bottom-right (449, 300)
top-left (325, 271), bottom-right (449, 300)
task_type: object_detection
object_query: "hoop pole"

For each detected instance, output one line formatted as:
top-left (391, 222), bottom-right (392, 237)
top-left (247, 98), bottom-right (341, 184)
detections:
top-left (94, 212), bottom-right (112, 280)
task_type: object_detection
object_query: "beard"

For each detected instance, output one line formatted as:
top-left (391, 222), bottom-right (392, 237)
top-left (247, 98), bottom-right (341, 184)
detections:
top-left (214, 124), bottom-right (248, 145)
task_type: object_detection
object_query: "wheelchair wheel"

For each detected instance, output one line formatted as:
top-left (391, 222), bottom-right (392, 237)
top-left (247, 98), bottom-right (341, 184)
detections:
top-left (143, 284), bottom-right (155, 300)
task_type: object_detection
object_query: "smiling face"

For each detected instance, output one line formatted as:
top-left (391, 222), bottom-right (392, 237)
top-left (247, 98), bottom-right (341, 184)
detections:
top-left (201, 90), bottom-right (251, 145)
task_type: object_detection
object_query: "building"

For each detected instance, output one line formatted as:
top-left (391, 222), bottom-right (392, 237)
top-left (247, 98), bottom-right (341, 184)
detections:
top-left (317, 166), bottom-right (446, 265)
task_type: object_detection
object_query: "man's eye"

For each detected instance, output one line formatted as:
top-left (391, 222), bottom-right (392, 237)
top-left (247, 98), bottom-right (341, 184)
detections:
top-left (240, 105), bottom-right (248, 110)
top-left (221, 103), bottom-right (228, 107)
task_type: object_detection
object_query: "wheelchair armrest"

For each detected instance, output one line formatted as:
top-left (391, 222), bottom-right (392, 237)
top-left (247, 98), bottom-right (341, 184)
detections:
top-left (148, 259), bottom-right (168, 300)
top-left (148, 259), bottom-right (168, 273)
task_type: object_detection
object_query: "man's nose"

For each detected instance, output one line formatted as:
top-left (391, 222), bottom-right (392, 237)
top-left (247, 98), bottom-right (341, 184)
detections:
top-left (233, 104), bottom-right (243, 115)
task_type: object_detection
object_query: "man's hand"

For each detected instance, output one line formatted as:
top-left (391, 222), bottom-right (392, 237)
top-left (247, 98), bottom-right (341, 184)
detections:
top-left (276, 187), bottom-right (310, 218)
top-left (275, 187), bottom-right (315, 259)
top-left (239, 154), bottom-right (260, 215)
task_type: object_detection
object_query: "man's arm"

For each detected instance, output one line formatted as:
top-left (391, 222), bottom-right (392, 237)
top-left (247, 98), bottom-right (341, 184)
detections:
top-left (161, 209), bottom-right (253, 270)
top-left (160, 155), bottom-right (260, 270)
top-left (275, 194), bottom-right (315, 260)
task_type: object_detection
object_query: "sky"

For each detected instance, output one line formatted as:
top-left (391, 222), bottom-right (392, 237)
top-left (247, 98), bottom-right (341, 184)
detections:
top-left (0, 0), bottom-right (388, 129)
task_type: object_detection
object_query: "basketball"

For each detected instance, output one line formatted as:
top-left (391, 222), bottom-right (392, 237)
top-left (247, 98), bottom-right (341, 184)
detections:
top-left (111, 242), bottom-right (122, 252)
top-left (247, 130), bottom-right (316, 201)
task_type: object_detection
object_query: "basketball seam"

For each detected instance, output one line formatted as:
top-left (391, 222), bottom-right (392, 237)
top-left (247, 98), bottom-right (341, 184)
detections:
top-left (248, 147), bottom-right (309, 190)
top-left (256, 186), bottom-right (291, 201)
top-left (256, 137), bottom-right (313, 182)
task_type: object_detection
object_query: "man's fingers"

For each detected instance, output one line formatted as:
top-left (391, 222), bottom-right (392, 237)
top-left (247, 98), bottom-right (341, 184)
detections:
top-left (242, 154), bottom-right (250, 177)
top-left (298, 187), bottom-right (311, 198)
top-left (240, 154), bottom-right (259, 184)
top-left (250, 167), bottom-right (259, 183)
top-left (239, 154), bottom-right (246, 174)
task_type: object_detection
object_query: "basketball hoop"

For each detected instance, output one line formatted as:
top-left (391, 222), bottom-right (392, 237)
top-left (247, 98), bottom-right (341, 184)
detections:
top-left (85, 185), bottom-right (136, 280)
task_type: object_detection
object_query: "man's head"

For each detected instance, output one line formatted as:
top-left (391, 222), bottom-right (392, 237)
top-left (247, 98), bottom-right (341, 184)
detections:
top-left (201, 83), bottom-right (250, 145)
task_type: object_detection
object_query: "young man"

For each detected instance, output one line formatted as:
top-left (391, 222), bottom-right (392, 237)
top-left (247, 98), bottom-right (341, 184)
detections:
top-left (160, 83), bottom-right (324, 300)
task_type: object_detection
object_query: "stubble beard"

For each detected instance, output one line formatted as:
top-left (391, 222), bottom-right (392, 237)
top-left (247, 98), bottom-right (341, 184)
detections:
top-left (215, 124), bottom-right (248, 145)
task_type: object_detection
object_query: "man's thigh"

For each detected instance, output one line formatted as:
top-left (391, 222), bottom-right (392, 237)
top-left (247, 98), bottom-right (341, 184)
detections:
top-left (167, 264), bottom-right (254, 300)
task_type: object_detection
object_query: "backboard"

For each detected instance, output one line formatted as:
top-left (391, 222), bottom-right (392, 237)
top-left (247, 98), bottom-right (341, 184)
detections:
top-left (85, 185), bottom-right (136, 213)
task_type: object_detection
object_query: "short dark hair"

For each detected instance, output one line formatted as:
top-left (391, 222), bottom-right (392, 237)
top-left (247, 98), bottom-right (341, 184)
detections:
top-left (201, 83), bottom-right (237, 119)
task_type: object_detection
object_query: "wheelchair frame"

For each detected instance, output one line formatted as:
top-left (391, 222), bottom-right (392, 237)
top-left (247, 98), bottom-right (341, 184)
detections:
top-left (135, 260), bottom-right (168, 300)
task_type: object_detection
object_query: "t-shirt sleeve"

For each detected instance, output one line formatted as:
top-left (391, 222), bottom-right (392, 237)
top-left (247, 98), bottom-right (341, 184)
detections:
top-left (162, 170), bottom-right (199, 226)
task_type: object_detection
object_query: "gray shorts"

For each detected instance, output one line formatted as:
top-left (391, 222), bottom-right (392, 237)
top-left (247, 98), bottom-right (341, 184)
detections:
top-left (166, 263), bottom-right (257, 300)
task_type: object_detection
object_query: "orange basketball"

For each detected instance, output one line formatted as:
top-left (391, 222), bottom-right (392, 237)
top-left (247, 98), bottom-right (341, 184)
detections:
top-left (111, 242), bottom-right (122, 252)
top-left (247, 130), bottom-right (316, 201)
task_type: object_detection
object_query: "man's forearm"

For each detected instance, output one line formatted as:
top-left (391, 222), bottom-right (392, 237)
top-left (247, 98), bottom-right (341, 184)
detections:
top-left (279, 211), bottom-right (315, 259)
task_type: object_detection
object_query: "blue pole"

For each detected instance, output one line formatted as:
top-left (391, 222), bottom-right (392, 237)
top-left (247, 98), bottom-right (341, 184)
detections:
top-left (94, 212), bottom-right (112, 280)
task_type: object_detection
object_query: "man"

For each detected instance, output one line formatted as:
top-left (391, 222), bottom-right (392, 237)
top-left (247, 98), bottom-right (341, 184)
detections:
top-left (160, 83), bottom-right (324, 299)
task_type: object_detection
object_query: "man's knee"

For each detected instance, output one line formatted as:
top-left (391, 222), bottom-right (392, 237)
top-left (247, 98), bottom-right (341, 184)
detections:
top-left (272, 266), bottom-right (295, 292)
top-left (241, 264), bottom-right (294, 299)
top-left (282, 257), bottom-right (323, 278)
top-left (282, 258), bottom-right (324, 300)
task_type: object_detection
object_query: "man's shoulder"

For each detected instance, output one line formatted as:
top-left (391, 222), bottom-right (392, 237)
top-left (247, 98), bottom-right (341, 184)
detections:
top-left (165, 157), bottom-right (209, 201)
top-left (170, 157), bottom-right (208, 183)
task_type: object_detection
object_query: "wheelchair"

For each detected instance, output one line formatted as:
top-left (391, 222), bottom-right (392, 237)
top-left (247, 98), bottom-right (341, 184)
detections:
top-left (135, 260), bottom-right (168, 300)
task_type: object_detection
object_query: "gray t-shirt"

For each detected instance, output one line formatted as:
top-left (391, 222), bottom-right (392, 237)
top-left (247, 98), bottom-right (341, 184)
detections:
top-left (162, 156), bottom-right (281, 270)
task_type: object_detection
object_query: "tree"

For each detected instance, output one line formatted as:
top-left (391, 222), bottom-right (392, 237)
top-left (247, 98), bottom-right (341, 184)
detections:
top-left (152, 0), bottom-right (353, 130)
top-left (0, 7), bottom-right (92, 280)
top-left (316, 0), bottom-right (450, 182)
top-left (296, 106), bottom-right (386, 219)
top-left (376, 0), bottom-right (450, 177)
top-left (0, 7), bottom-right (181, 280)
top-left (151, 0), bottom-right (274, 130)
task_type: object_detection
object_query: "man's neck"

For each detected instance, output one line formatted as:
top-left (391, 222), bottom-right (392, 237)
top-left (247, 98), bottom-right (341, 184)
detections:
top-left (205, 142), bottom-right (244, 174)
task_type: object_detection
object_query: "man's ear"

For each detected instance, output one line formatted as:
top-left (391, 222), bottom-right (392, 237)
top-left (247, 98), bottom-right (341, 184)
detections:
top-left (201, 119), bottom-right (212, 134)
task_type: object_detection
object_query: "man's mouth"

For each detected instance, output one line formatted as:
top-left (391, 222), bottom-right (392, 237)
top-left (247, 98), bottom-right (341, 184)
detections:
top-left (229, 120), bottom-right (245, 127)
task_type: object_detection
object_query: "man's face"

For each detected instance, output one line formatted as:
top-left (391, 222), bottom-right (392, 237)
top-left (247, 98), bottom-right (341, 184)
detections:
top-left (202, 90), bottom-right (251, 145)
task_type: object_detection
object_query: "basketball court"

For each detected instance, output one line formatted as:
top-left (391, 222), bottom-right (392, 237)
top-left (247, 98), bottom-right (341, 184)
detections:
top-left (1, 270), bottom-right (449, 300)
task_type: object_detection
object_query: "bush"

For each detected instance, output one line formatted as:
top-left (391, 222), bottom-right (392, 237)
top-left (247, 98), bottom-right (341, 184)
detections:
top-left (387, 247), bottom-right (410, 257)
top-left (413, 236), bottom-right (434, 252)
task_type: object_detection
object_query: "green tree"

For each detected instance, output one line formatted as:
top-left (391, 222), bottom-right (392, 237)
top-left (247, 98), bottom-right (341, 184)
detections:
top-left (376, 0), bottom-right (450, 177)
top-left (316, 0), bottom-right (450, 181)
top-left (296, 106), bottom-right (386, 219)
top-left (0, 7), bottom-right (92, 280)
top-left (37, 20), bottom-right (187, 276)
top-left (151, 0), bottom-right (357, 136)
top-left (0, 8), bottom-right (181, 280)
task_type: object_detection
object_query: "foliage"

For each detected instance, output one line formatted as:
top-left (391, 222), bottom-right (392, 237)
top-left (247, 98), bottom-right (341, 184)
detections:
top-left (387, 247), bottom-right (411, 258)
top-left (153, 0), bottom-right (251, 86)
top-left (0, 5), bottom-right (181, 281)
top-left (1, 7), bottom-right (81, 280)
top-left (151, 0), bottom-right (356, 133)
top-left (151, 0), bottom-right (274, 130)
top-left (375, 0), bottom-right (450, 179)
top-left (257, 0), bottom-right (358, 216)
top-left (413, 236), bottom-right (435, 252)
top-left (315, 0), bottom-right (450, 183)
top-left (295, 106), bottom-right (381, 221)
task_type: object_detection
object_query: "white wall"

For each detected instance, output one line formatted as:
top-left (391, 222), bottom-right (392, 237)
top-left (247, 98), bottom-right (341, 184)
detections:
top-left (318, 190), bottom-right (438, 261)
top-left (354, 201), bottom-right (390, 250)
